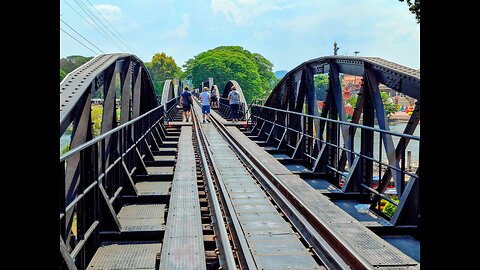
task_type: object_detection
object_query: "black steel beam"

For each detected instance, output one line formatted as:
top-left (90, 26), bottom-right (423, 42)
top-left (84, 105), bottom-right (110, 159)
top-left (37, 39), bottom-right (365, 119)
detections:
top-left (120, 60), bottom-right (133, 125)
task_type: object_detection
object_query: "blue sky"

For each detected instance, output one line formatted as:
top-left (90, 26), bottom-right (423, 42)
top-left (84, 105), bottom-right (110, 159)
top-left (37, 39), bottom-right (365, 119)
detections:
top-left (60, 0), bottom-right (420, 71)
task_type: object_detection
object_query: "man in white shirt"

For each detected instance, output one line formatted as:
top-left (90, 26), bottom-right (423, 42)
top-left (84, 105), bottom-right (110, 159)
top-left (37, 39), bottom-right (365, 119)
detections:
top-left (199, 87), bottom-right (211, 123)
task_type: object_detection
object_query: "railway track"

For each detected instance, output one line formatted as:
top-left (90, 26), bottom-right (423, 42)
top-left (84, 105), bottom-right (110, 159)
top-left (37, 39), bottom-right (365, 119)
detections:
top-left (190, 98), bottom-right (418, 269)
top-left (191, 100), bottom-right (346, 270)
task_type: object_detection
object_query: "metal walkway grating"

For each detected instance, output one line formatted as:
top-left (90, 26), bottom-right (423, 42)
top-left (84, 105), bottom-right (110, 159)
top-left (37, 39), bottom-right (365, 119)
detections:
top-left (159, 126), bottom-right (206, 270)
top-left (87, 241), bottom-right (161, 270)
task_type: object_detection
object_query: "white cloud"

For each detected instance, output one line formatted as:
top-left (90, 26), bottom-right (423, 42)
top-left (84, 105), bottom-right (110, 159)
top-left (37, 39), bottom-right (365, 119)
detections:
top-left (211, 0), bottom-right (295, 26)
top-left (92, 4), bottom-right (122, 22)
top-left (176, 14), bottom-right (190, 38)
top-left (121, 22), bottom-right (143, 33)
top-left (266, 0), bottom-right (419, 68)
top-left (374, 13), bottom-right (419, 43)
top-left (253, 31), bottom-right (270, 41)
top-left (165, 13), bottom-right (190, 38)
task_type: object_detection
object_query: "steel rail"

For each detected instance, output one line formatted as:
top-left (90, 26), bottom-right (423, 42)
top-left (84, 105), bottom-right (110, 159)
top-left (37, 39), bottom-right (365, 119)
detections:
top-left (207, 105), bottom-right (377, 269)
top-left (191, 105), bottom-right (237, 270)
top-left (192, 101), bottom-right (257, 269)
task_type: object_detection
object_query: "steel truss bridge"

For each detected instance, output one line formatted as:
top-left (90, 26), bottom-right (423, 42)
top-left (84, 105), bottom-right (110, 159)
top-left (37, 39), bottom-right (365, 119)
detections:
top-left (60, 53), bottom-right (420, 270)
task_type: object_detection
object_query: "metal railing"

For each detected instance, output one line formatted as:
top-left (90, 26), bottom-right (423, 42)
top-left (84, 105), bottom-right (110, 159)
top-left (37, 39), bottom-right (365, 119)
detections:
top-left (59, 98), bottom-right (178, 269)
top-left (249, 104), bottom-right (419, 221)
top-left (245, 99), bottom-right (266, 125)
top-left (218, 97), bottom-right (247, 120)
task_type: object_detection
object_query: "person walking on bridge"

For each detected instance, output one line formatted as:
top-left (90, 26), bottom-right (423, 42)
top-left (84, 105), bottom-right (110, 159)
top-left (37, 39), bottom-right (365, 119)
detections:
top-left (211, 86), bottom-right (219, 108)
top-left (179, 86), bottom-right (193, 122)
top-left (228, 86), bottom-right (240, 123)
top-left (199, 87), bottom-right (211, 123)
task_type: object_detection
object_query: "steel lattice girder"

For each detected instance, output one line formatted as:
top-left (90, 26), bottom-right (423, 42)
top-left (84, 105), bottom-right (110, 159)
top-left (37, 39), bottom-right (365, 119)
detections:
top-left (60, 53), bottom-right (158, 135)
top-left (258, 56), bottom-right (420, 226)
top-left (265, 56), bottom-right (419, 109)
top-left (60, 54), bottom-right (160, 247)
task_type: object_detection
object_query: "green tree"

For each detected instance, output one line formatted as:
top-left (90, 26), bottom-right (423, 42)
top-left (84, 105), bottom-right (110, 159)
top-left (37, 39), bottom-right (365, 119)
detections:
top-left (382, 201), bottom-right (396, 218)
top-left (314, 74), bottom-right (328, 101)
top-left (346, 95), bottom-right (357, 107)
top-left (251, 53), bottom-right (278, 97)
top-left (145, 52), bottom-right (183, 96)
top-left (344, 92), bottom-right (397, 118)
top-left (60, 68), bottom-right (67, 82)
top-left (399, 0), bottom-right (420, 23)
top-left (183, 46), bottom-right (275, 103)
top-left (60, 55), bottom-right (94, 74)
top-left (381, 92), bottom-right (398, 118)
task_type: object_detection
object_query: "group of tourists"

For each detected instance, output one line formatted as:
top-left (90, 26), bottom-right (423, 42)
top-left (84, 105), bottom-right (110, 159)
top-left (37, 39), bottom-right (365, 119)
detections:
top-left (178, 85), bottom-right (240, 123)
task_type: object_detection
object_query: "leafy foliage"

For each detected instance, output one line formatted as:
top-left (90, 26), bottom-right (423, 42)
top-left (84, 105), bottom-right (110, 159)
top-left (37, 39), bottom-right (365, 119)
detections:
top-left (145, 52), bottom-right (183, 96)
top-left (314, 74), bottom-right (328, 101)
top-left (60, 55), bottom-right (94, 74)
top-left (399, 0), bottom-right (420, 23)
top-left (183, 46), bottom-right (276, 103)
top-left (91, 105), bottom-right (103, 137)
top-left (61, 142), bottom-right (70, 155)
top-left (344, 92), bottom-right (397, 118)
top-left (60, 68), bottom-right (67, 82)
top-left (382, 195), bottom-right (399, 218)
top-left (380, 92), bottom-right (398, 118)
top-left (346, 95), bottom-right (357, 107)
top-left (382, 202), bottom-right (397, 218)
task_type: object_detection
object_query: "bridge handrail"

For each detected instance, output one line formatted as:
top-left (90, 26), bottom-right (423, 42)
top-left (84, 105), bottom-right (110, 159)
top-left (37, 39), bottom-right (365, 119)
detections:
top-left (218, 97), bottom-right (247, 120)
top-left (252, 104), bottom-right (420, 140)
top-left (60, 97), bottom-right (177, 162)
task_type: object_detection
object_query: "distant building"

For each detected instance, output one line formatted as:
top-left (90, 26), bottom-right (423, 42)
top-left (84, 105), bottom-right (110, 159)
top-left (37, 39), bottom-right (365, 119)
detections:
top-left (341, 74), bottom-right (362, 100)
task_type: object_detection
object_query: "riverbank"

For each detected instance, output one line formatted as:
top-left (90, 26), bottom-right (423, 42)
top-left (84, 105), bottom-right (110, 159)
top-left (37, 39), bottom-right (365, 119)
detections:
top-left (389, 111), bottom-right (413, 122)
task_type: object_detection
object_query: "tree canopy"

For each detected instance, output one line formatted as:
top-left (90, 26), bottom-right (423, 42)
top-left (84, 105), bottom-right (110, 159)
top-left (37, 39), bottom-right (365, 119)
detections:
top-left (314, 74), bottom-right (328, 101)
top-left (60, 68), bottom-right (67, 82)
top-left (60, 55), bottom-right (94, 75)
top-left (399, 0), bottom-right (420, 23)
top-left (183, 46), bottom-right (276, 103)
top-left (145, 52), bottom-right (183, 96)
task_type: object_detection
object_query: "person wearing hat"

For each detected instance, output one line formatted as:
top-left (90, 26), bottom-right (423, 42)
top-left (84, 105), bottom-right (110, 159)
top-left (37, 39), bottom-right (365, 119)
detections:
top-left (199, 87), bottom-right (211, 123)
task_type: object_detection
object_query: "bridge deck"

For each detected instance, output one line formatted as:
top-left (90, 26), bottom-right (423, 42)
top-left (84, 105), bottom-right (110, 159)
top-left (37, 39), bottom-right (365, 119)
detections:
top-left (88, 241), bottom-right (161, 270)
top-left (159, 126), bottom-right (206, 269)
top-left (224, 124), bottom-right (420, 268)
top-left (117, 204), bottom-right (166, 232)
top-left (210, 107), bottom-right (247, 126)
top-left (87, 125), bottom-right (183, 269)
top-left (194, 104), bottom-right (321, 270)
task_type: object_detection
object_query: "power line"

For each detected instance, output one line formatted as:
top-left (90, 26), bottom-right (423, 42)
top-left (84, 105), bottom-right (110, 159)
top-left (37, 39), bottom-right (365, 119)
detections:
top-left (62, 0), bottom-right (119, 52)
top-left (61, 27), bottom-right (99, 55)
top-left (73, 0), bottom-right (129, 52)
top-left (68, 0), bottom-right (125, 52)
top-left (84, 0), bottom-right (138, 54)
top-left (60, 18), bottom-right (105, 54)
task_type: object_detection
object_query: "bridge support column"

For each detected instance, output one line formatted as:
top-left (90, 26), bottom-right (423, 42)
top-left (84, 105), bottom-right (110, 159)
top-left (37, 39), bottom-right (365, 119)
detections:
top-left (65, 93), bottom-right (94, 250)
top-left (390, 167), bottom-right (420, 226)
top-left (359, 73), bottom-right (374, 193)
